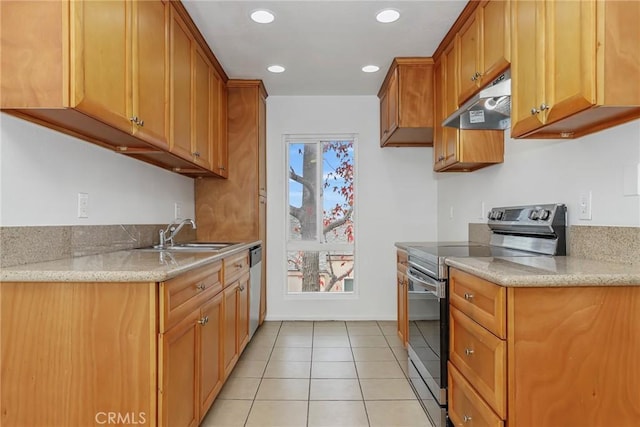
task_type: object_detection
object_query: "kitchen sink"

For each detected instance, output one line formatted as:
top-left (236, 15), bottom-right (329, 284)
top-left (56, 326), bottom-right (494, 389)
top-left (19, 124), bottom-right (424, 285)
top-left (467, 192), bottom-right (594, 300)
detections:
top-left (134, 242), bottom-right (239, 252)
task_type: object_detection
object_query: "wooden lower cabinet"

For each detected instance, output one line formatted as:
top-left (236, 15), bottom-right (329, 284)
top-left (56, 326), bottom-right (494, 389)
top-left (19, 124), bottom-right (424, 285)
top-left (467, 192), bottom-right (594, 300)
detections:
top-left (448, 362), bottom-right (504, 427)
top-left (198, 292), bottom-right (224, 419)
top-left (448, 267), bottom-right (640, 427)
top-left (0, 250), bottom-right (251, 427)
top-left (237, 272), bottom-right (251, 353)
top-left (396, 249), bottom-right (409, 346)
top-left (159, 309), bottom-right (200, 427)
top-left (223, 281), bottom-right (240, 378)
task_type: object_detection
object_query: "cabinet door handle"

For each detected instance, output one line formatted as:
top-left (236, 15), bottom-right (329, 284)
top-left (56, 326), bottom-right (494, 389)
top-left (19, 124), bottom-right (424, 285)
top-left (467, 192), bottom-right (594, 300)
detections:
top-left (198, 316), bottom-right (209, 325)
top-left (239, 285), bottom-right (245, 292)
top-left (530, 107), bottom-right (540, 115)
top-left (463, 414), bottom-right (472, 423)
top-left (219, 166), bottom-right (225, 170)
top-left (193, 151), bottom-right (201, 157)
top-left (195, 283), bottom-right (206, 291)
top-left (464, 348), bottom-right (474, 356)
top-left (463, 292), bottom-right (474, 301)
top-left (539, 103), bottom-right (550, 111)
top-left (129, 116), bottom-right (144, 126)
top-left (437, 155), bottom-right (445, 162)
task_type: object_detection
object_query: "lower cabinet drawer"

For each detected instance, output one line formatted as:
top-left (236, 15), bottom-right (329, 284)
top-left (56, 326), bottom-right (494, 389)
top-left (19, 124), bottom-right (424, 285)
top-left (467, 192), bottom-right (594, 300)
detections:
top-left (450, 306), bottom-right (506, 418)
top-left (224, 251), bottom-right (249, 284)
top-left (448, 362), bottom-right (503, 427)
top-left (450, 268), bottom-right (506, 339)
top-left (160, 261), bottom-right (223, 332)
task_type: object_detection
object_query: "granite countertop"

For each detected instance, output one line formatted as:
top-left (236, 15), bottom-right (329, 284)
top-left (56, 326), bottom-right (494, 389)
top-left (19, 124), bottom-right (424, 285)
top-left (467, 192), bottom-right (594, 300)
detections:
top-left (0, 241), bottom-right (260, 283)
top-left (446, 256), bottom-right (640, 287)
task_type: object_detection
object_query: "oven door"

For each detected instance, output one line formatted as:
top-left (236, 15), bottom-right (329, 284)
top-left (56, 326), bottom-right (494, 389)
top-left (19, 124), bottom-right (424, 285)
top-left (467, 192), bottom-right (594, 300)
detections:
top-left (406, 265), bottom-right (448, 427)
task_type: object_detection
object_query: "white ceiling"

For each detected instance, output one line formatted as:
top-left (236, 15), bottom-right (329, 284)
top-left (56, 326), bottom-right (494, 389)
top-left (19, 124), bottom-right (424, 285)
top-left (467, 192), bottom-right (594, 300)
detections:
top-left (182, 1), bottom-right (468, 96)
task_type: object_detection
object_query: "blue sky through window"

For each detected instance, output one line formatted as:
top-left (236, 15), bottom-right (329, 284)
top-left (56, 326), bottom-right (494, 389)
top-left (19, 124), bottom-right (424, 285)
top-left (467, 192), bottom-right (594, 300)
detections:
top-left (289, 141), bottom-right (353, 213)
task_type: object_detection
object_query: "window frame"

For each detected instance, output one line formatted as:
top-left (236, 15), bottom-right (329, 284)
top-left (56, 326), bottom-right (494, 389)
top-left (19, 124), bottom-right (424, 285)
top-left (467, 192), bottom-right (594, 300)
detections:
top-left (284, 134), bottom-right (357, 298)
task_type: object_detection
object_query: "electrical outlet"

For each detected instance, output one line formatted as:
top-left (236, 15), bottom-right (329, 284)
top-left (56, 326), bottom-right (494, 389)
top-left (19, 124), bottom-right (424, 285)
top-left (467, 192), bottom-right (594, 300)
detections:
top-left (77, 193), bottom-right (89, 218)
top-left (579, 191), bottom-right (592, 220)
top-left (174, 202), bottom-right (182, 220)
top-left (449, 206), bottom-right (454, 219)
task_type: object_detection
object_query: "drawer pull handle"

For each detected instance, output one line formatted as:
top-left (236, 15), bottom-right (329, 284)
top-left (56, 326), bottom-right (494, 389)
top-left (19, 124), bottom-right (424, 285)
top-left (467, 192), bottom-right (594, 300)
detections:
top-left (196, 283), bottom-right (206, 291)
top-left (465, 348), bottom-right (474, 356)
top-left (198, 316), bottom-right (209, 325)
top-left (234, 263), bottom-right (243, 268)
top-left (463, 292), bottom-right (474, 301)
top-left (463, 414), bottom-right (472, 423)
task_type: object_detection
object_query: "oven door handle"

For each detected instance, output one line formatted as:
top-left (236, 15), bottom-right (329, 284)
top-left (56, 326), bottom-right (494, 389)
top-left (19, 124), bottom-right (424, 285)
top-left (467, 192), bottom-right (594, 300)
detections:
top-left (406, 267), bottom-right (445, 299)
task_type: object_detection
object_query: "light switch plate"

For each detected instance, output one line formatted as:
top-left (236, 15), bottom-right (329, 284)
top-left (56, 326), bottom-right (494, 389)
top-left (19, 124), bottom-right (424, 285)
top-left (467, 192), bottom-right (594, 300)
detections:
top-left (78, 193), bottom-right (89, 218)
top-left (579, 191), bottom-right (592, 220)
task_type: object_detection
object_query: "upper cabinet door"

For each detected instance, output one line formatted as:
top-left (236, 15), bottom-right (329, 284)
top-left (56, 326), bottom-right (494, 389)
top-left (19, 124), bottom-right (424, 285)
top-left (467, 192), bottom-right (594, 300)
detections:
top-left (480, 0), bottom-right (510, 84)
top-left (169, 8), bottom-right (194, 161)
top-left (71, 0), bottom-right (131, 132)
top-left (457, 13), bottom-right (480, 105)
top-left (386, 68), bottom-right (399, 135)
top-left (457, 0), bottom-right (511, 105)
top-left (211, 72), bottom-right (229, 177)
top-left (510, 0), bottom-right (545, 137)
top-left (543, 0), bottom-right (595, 125)
top-left (132, 0), bottom-right (170, 150)
top-left (193, 46), bottom-right (213, 170)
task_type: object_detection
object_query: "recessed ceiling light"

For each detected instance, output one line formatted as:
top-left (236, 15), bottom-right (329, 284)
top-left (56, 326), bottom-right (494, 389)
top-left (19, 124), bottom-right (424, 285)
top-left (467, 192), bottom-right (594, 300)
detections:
top-left (362, 65), bottom-right (380, 73)
top-left (267, 65), bottom-right (285, 73)
top-left (376, 9), bottom-right (400, 23)
top-left (250, 9), bottom-right (275, 24)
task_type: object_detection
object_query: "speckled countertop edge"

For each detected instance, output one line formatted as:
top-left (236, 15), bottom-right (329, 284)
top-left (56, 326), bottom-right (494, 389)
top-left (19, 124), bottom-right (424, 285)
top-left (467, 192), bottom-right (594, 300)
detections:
top-left (0, 241), bottom-right (260, 283)
top-left (445, 256), bottom-right (640, 287)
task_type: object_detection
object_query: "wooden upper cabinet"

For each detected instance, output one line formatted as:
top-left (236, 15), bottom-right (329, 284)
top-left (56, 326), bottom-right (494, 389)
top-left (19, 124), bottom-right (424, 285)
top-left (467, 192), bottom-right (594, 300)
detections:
top-left (457, 0), bottom-right (511, 105)
top-left (1, 0), bottom-right (229, 178)
top-left (170, 8), bottom-right (195, 161)
top-left (211, 71), bottom-right (229, 178)
top-left (510, 0), bottom-right (544, 137)
top-left (511, 0), bottom-right (640, 139)
top-left (434, 40), bottom-right (504, 173)
top-left (193, 47), bottom-right (213, 170)
top-left (480, 1), bottom-right (510, 89)
top-left (457, 11), bottom-right (481, 105)
top-left (72, 1), bottom-right (131, 132)
top-left (132, 0), bottom-right (170, 149)
top-left (378, 58), bottom-right (434, 147)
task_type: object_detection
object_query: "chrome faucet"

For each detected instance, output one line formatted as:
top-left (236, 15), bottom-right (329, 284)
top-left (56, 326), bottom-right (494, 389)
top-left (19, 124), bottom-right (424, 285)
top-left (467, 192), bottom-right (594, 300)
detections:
top-left (159, 218), bottom-right (197, 248)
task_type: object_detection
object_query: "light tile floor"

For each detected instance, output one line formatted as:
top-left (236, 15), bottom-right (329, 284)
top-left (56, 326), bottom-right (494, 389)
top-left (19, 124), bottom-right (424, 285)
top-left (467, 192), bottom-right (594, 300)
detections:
top-left (200, 321), bottom-right (435, 427)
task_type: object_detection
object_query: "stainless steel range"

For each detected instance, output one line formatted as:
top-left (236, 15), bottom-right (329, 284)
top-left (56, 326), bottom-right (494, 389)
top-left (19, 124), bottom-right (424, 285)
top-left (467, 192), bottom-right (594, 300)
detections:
top-left (405, 203), bottom-right (567, 427)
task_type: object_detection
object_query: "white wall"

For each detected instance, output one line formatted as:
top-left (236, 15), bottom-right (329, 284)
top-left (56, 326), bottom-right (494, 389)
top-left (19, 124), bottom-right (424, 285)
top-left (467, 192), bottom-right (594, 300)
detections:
top-left (0, 113), bottom-right (195, 226)
top-left (437, 120), bottom-right (640, 240)
top-left (266, 96), bottom-right (438, 321)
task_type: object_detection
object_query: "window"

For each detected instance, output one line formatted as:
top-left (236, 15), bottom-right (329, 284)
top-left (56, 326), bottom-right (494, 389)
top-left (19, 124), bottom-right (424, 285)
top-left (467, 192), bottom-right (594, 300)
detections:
top-left (286, 137), bottom-right (355, 293)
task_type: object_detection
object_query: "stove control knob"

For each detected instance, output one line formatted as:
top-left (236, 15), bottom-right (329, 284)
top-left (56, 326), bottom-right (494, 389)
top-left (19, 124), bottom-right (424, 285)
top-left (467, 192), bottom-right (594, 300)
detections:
top-left (539, 209), bottom-right (551, 220)
top-left (494, 210), bottom-right (503, 220)
top-left (528, 209), bottom-right (539, 220)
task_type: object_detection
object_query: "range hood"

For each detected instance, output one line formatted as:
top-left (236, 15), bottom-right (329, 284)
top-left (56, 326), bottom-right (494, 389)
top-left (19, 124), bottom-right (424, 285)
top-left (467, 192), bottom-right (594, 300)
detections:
top-left (443, 70), bottom-right (511, 130)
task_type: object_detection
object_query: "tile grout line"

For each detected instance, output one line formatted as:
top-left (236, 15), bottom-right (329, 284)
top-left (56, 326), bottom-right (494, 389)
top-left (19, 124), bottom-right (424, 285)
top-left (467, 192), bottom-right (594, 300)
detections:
top-left (348, 321), bottom-right (372, 427)
top-left (243, 321), bottom-right (283, 427)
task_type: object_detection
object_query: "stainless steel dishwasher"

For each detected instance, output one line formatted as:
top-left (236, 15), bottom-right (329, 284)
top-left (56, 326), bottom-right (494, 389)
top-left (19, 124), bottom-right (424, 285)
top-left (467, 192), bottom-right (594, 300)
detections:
top-left (249, 245), bottom-right (262, 338)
